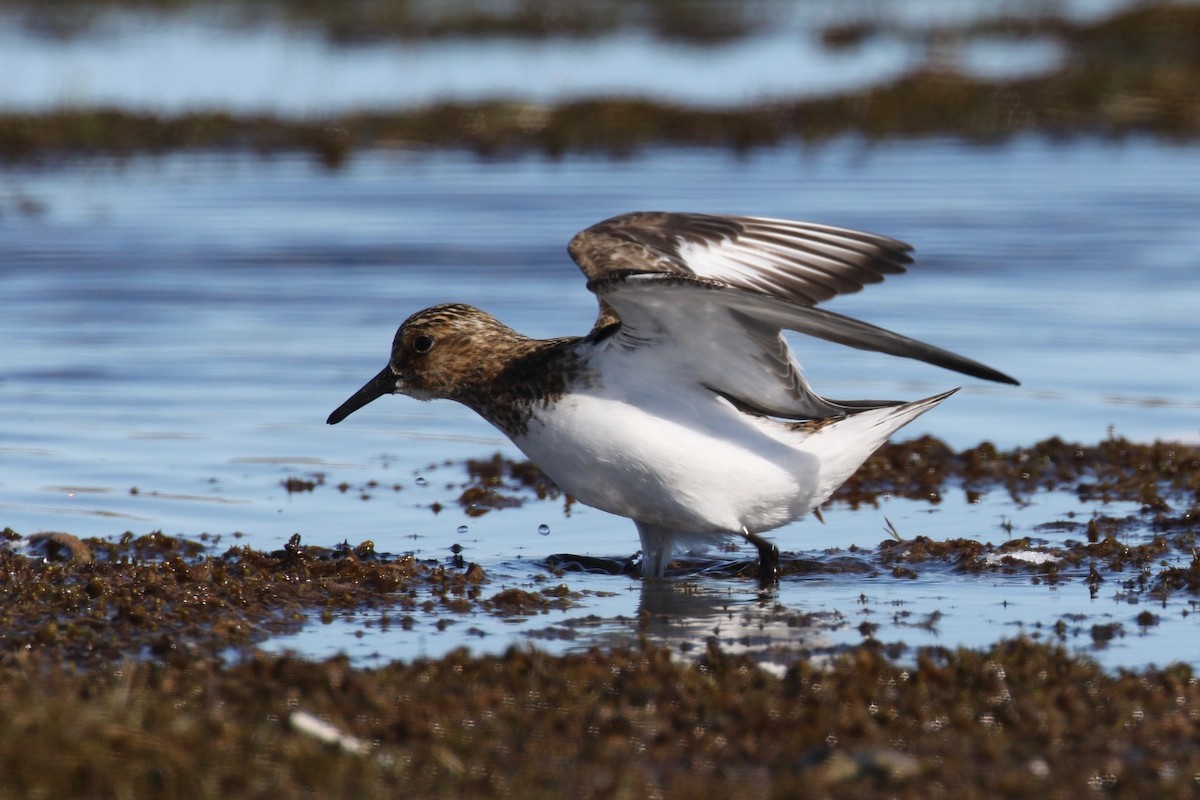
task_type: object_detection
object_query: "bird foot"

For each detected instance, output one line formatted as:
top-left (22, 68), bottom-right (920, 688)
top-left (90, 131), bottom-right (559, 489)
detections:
top-left (741, 529), bottom-right (780, 588)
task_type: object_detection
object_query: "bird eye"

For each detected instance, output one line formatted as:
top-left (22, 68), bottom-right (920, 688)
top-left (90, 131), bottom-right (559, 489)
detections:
top-left (412, 334), bottom-right (435, 354)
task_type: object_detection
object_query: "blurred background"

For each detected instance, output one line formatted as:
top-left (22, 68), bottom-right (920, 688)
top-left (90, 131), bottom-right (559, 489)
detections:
top-left (2, 0), bottom-right (1198, 555)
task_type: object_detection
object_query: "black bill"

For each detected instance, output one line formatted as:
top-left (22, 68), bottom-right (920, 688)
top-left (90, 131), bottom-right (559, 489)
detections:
top-left (327, 365), bottom-right (398, 425)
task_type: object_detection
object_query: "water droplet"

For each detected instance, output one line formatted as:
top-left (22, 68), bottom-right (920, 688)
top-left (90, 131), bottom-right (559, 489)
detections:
top-left (456, 525), bottom-right (469, 535)
top-left (537, 524), bottom-right (551, 536)
top-left (415, 476), bottom-right (428, 487)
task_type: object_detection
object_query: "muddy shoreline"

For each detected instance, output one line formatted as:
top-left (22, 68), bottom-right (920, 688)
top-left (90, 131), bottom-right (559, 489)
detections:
top-left (2, 435), bottom-right (1197, 795)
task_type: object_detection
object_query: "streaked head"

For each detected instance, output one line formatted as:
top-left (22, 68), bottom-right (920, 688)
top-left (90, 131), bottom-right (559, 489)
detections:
top-left (326, 304), bottom-right (520, 425)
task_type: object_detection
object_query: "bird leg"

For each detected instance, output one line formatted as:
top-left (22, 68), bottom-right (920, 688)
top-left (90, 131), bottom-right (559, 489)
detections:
top-left (741, 528), bottom-right (780, 587)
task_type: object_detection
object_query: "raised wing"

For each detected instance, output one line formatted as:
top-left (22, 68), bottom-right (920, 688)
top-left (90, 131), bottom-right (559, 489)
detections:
top-left (567, 211), bottom-right (913, 312)
top-left (587, 273), bottom-right (1017, 420)
top-left (568, 212), bottom-right (1018, 413)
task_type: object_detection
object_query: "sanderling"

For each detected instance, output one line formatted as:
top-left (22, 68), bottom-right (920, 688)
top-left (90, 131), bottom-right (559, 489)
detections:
top-left (328, 212), bottom-right (1017, 583)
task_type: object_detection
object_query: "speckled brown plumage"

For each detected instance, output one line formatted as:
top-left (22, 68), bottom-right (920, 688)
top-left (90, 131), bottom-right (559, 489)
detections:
top-left (385, 304), bottom-right (590, 437)
top-left (567, 211), bottom-right (913, 312)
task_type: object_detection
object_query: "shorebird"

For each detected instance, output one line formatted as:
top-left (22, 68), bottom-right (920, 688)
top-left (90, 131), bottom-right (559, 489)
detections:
top-left (328, 212), bottom-right (1017, 583)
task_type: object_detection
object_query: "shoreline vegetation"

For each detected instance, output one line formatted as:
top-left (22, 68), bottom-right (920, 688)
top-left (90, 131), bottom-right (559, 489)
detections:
top-left (2, 435), bottom-right (1198, 796)
top-left (1, 641), bottom-right (1197, 798)
top-left (2, 4), bottom-right (1199, 166)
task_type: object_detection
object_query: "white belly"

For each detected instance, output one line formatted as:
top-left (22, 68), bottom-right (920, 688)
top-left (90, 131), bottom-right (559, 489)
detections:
top-left (509, 389), bottom-right (821, 534)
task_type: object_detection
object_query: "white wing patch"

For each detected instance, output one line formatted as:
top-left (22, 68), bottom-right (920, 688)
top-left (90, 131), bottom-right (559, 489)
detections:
top-left (671, 217), bottom-right (910, 305)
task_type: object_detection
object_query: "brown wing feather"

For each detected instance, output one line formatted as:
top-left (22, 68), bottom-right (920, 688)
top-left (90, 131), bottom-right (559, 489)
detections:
top-left (567, 211), bottom-right (913, 329)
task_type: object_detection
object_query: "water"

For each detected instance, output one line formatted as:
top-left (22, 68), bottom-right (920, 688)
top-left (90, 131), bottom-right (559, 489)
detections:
top-left (3, 137), bottom-right (1199, 669)
top-left (0, 2), bottom-right (1097, 114)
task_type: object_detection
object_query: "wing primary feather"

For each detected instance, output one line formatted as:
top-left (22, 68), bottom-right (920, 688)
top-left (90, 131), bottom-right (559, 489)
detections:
top-left (781, 304), bottom-right (1021, 386)
top-left (742, 233), bottom-right (908, 278)
top-left (591, 271), bottom-right (1019, 386)
top-left (572, 213), bottom-right (1019, 387)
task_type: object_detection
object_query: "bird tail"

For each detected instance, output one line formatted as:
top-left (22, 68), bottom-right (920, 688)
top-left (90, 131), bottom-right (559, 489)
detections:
top-left (805, 388), bottom-right (958, 507)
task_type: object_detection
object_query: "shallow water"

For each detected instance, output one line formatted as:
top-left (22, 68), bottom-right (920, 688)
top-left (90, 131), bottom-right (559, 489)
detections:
top-left (0, 1), bottom-right (1097, 114)
top-left (2, 137), bottom-right (1199, 668)
top-left (263, 487), bottom-right (1199, 674)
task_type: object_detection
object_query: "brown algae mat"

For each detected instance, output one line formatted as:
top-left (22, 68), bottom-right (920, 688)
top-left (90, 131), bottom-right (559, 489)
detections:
top-left (0, 642), bottom-right (1197, 798)
top-left (2, 435), bottom-right (1198, 797)
top-left (2, 4), bottom-right (1200, 166)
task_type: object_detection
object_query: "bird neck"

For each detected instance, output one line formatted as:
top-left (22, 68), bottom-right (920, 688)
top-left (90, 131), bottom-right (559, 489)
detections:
top-left (455, 336), bottom-right (586, 437)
